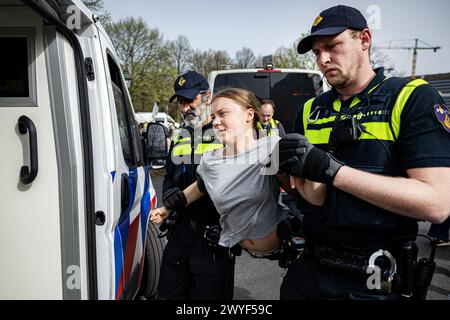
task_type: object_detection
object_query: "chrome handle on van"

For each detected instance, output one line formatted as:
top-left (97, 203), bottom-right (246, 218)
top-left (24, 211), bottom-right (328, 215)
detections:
top-left (18, 115), bottom-right (38, 184)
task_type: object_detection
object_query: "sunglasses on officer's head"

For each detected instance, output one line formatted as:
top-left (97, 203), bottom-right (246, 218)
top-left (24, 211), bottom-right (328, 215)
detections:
top-left (176, 91), bottom-right (208, 104)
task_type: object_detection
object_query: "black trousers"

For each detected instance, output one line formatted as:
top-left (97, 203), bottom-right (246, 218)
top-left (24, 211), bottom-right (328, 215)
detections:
top-left (280, 255), bottom-right (399, 300)
top-left (158, 219), bottom-right (235, 300)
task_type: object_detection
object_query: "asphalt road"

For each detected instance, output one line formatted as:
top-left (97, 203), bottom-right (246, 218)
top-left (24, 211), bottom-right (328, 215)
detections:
top-left (151, 171), bottom-right (450, 300)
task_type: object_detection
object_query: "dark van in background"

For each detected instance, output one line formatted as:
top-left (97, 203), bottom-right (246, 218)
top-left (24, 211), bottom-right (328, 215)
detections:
top-left (208, 64), bottom-right (327, 132)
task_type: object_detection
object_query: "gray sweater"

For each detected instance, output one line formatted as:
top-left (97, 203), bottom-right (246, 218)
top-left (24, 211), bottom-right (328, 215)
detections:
top-left (197, 136), bottom-right (288, 247)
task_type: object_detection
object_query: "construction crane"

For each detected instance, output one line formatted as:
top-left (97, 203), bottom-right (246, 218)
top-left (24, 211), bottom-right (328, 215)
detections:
top-left (376, 39), bottom-right (441, 78)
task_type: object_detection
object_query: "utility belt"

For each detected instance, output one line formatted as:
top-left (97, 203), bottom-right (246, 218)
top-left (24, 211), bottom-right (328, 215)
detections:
top-left (307, 243), bottom-right (386, 274)
top-left (244, 246), bottom-right (282, 260)
top-left (158, 211), bottom-right (217, 238)
top-left (305, 240), bottom-right (436, 300)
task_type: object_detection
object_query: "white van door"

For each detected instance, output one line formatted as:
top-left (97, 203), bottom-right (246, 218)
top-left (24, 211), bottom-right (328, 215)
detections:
top-left (0, 3), bottom-right (94, 299)
top-left (0, 9), bottom-right (85, 299)
top-left (95, 28), bottom-right (160, 300)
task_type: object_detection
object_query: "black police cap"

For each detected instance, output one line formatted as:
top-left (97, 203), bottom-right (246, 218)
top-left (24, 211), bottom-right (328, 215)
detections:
top-left (297, 5), bottom-right (368, 54)
top-left (169, 71), bottom-right (209, 103)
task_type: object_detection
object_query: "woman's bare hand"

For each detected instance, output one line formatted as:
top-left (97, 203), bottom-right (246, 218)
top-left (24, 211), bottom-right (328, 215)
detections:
top-left (150, 206), bottom-right (171, 224)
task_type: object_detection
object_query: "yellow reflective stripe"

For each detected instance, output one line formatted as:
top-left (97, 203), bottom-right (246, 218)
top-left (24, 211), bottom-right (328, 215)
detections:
top-left (174, 137), bottom-right (190, 144)
top-left (269, 118), bottom-right (277, 128)
top-left (391, 79), bottom-right (428, 138)
top-left (342, 77), bottom-right (390, 110)
top-left (268, 129), bottom-right (279, 137)
top-left (359, 122), bottom-right (395, 141)
top-left (368, 77), bottom-right (389, 94)
top-left (172, 144), bottom-right (191, 156)
top-left (173, 142), bottom-right (223, 156)
top-left (332, 99), bottom-right (341, 112)
top-left (313, 116), bottom-right (336, 125)
top-left (257, 119), bottom-right (278, 130)
top-left (256, 122), bottom-right (263, 130)
top-left (304, 78), bottom-right (396, 144)
top-left (173, 134), bottom-right (191, 145)
top-left (350, 98), bottom-right (361, 108)
top-left (303, 98), bottom-right (315, 132)
top-left (305, 128), bottom-right (332, 144)
top-left (194, 143), bottom-right (223, 154)
top-left (306, 121), bottom-right (396, 144)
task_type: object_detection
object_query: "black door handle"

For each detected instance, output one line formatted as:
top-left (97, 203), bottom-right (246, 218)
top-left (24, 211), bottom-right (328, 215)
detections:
top-left (18, 115), bottom-right (38, 184)
top-left (121, 173), bottom-right (130, 213)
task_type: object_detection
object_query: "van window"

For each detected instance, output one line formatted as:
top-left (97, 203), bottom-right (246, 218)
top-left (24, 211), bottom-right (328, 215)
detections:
top-left (0, 37), bottom-right (28, 97)
top-left (107, 54), bottom-right (144, 166)
top-left (0, 28), bottom-right (36, 106)
top-left (214, 73), bottom-right (270, 99)
top-left (213, 72), bottom-right (322, 132)
top-left (111, 82), bottom-right (133, 164)
top-left (270, 73), bottom-right (322, 132)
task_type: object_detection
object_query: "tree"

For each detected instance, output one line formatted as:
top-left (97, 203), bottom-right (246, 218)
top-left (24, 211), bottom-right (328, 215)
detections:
top-left (273, 34), bottom-right (318, 70)
top-left (370, 46), bottom-right (403, 77)
top-left (210, 50), bottom-right (233, 72)
top-left (105, 17), bottom-right (177, 112)
top-left (254, 55), bottom-right (264, 68)
top-left (189, 49), bottom-right (232, 77)
top-left (189, 49), bottom-right (208, 77)
top-left (82, 0), bottom-right (111, 24)
top-left (234, 47), bottom-right (255, 69)
top-left (169, 35), bottom-right (193, 75)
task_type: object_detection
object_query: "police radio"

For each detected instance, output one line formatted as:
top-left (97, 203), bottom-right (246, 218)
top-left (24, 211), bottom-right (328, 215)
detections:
top-left (328, 117), bottom-right (361, 152)
top-left (398, 240), bottom-right (418, 299)
top-left (413, 239), bottom-right (437, 300)
top-left (395, 237), bottom-right (437, 300)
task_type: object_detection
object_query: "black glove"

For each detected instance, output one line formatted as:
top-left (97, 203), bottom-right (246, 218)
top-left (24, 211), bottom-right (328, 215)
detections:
top-left (163, 187), bottom-right (187, 212)
top-left (279, 134), bottom-right (314, 177)
top-left (279, 133), bottom-right (344, 184)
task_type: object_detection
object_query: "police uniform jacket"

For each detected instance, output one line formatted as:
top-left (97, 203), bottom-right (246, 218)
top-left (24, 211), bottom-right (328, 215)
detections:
top-left (257, 118), bottom-right (286, 137)
top-left (163, 122), bottom-right (223, 224)
top-left (293, 67), bottom-right (450, 250)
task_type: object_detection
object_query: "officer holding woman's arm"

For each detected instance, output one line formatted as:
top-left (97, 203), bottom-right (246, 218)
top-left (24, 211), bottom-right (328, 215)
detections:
top-left (279, 5), bottom-right (450, 300)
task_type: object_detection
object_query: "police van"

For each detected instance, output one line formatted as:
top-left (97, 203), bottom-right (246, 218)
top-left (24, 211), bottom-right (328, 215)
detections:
top-left (208, 64), bottom-right (327, 132)
top-left (0, 0), bottom-right (167, 299)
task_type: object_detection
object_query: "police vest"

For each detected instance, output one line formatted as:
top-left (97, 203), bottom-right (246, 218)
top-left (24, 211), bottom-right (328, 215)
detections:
top-left (171, 128), bottom-right (223, 165)
top-left (169, 126), bottom-right (223, 222)
top-left (257, 118), bottom-right (280, 137)
top-left (302, 77), bottom-right (428, 232)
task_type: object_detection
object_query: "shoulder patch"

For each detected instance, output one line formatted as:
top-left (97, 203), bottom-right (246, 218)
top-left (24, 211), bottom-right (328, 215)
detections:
top-left (433, 104), bottom-right (450, 133)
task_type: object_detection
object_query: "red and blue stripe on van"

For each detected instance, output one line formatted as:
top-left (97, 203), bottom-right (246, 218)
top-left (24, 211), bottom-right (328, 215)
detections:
top-left (113, 166), bottom-right (156, 299)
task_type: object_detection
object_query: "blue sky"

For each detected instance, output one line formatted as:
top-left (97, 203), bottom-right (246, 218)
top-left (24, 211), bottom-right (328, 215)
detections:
top-left (104, 0), bottom-right (450, 76)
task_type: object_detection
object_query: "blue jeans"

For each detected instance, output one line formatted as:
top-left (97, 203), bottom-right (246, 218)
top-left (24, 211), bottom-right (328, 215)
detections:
top-left (428, 217), bottom-right (450, 241)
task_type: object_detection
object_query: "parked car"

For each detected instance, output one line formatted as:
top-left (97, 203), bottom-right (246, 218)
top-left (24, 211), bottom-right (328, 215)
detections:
top-left (135, 112), bottom-right (179, 129)
top-left (0, 0), bottom-right (167, 300)
top-left (154, 112), bottom-right (179, 129)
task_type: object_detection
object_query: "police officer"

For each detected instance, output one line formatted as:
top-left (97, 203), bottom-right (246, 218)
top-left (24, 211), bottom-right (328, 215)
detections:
top-left (256, 99), bottom-right (286, 137)
top-left (158, 71), bottom-right (235, 300)
top-left (278, 5), bottom-right (450, 300)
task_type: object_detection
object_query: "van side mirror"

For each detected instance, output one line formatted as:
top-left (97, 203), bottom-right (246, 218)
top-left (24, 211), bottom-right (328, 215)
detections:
top-left (145, 123), bottom-right (168, 169)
